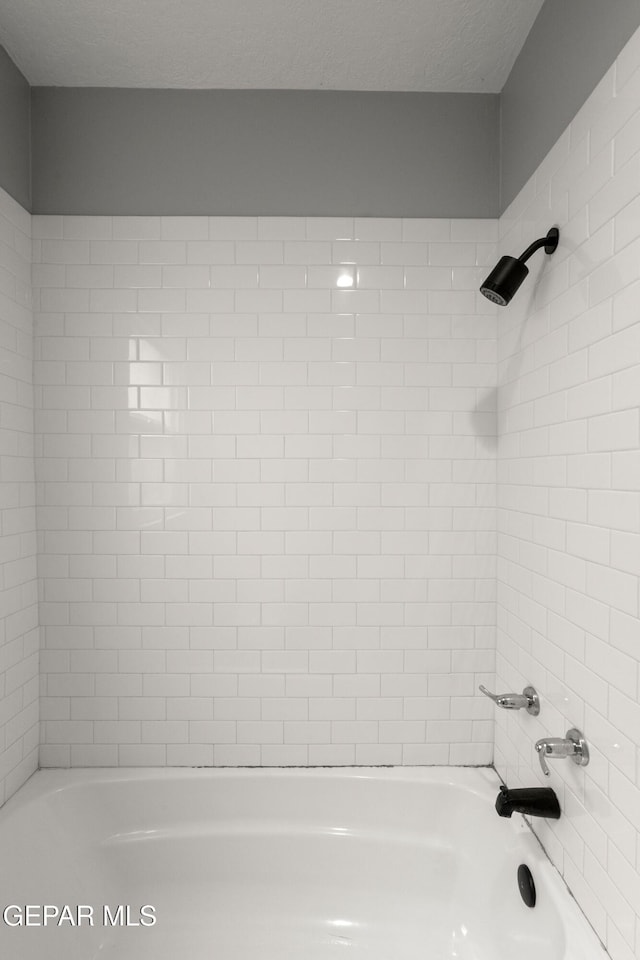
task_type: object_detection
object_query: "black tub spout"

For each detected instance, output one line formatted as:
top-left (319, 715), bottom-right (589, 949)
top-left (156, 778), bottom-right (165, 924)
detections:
top-left (495, 784), bottom-right (561, 819)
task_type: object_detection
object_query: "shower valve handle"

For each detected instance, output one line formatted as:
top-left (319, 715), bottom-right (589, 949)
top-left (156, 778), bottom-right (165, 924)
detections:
top-left (534, 729), bottom-right (589, 777)
top-left (479, 684), bottom-right (540, 716)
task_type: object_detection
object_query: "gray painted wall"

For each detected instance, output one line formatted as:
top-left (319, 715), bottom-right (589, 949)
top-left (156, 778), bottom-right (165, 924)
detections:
top-left (4, 1), bottom-right (640, 217)
top-left (500, 0), bottom-right (640, 211)
top-left (0, 47), bottom-right (30, 210)
top-left (31, 88), bottom-right (499, 217)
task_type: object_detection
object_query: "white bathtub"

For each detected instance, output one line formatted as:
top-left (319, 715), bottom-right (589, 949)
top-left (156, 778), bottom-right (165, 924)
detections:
top-left (0, 767), bottom-right (603, 960)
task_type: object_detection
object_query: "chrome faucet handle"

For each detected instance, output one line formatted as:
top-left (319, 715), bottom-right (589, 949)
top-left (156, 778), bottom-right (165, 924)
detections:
top-left (479, 684), bottom-right (540, 716)
top-left (534, 737), bottom-right (567, 777)
top-left (535, 728), bottom-right (589, 777)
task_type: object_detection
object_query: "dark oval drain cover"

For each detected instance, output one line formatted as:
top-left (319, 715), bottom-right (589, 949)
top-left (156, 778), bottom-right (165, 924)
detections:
top-left (518, 864), bottom-right (536, 907)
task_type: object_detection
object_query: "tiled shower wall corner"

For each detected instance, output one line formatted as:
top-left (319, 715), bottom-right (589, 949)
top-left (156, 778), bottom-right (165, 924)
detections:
top-left (0, 187), bottom-right (39, 807)
top-left (494, 25), bottom-right (640, 960)
top-left (33, 216), bottom-right (498, 768)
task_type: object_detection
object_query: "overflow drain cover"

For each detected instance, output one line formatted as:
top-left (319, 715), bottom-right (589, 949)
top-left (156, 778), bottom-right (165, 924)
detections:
top-left (518, 864), bottom-right (536, 908)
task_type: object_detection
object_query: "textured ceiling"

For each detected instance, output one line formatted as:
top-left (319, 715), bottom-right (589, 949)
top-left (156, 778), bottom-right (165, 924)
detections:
top-left (0, 0), bottom-right (544, 92)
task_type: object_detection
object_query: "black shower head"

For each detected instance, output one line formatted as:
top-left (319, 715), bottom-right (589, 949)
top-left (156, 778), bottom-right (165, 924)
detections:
top-left (480, 227), bottom-right (559, 306)
top-left (480, 256), bottom-right (529, 306)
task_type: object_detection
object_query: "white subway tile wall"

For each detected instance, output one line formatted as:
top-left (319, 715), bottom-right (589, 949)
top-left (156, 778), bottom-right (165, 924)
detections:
top-left (32, 215), bottom-right (498, 769)
top-left (495, 27), bottom-right (640, 960)
top-left (0, 187), bottom-right (39, 807)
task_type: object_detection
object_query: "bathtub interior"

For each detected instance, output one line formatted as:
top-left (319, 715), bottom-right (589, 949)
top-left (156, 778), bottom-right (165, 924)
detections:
top-left (0, 767), bottom-right (602, 960)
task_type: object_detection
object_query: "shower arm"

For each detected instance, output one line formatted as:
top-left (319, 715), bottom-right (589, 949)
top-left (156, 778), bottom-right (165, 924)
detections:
top-left (517, 237), bottom-right (549, 264)
top-left (517, 227), bottom-right (560, 264)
